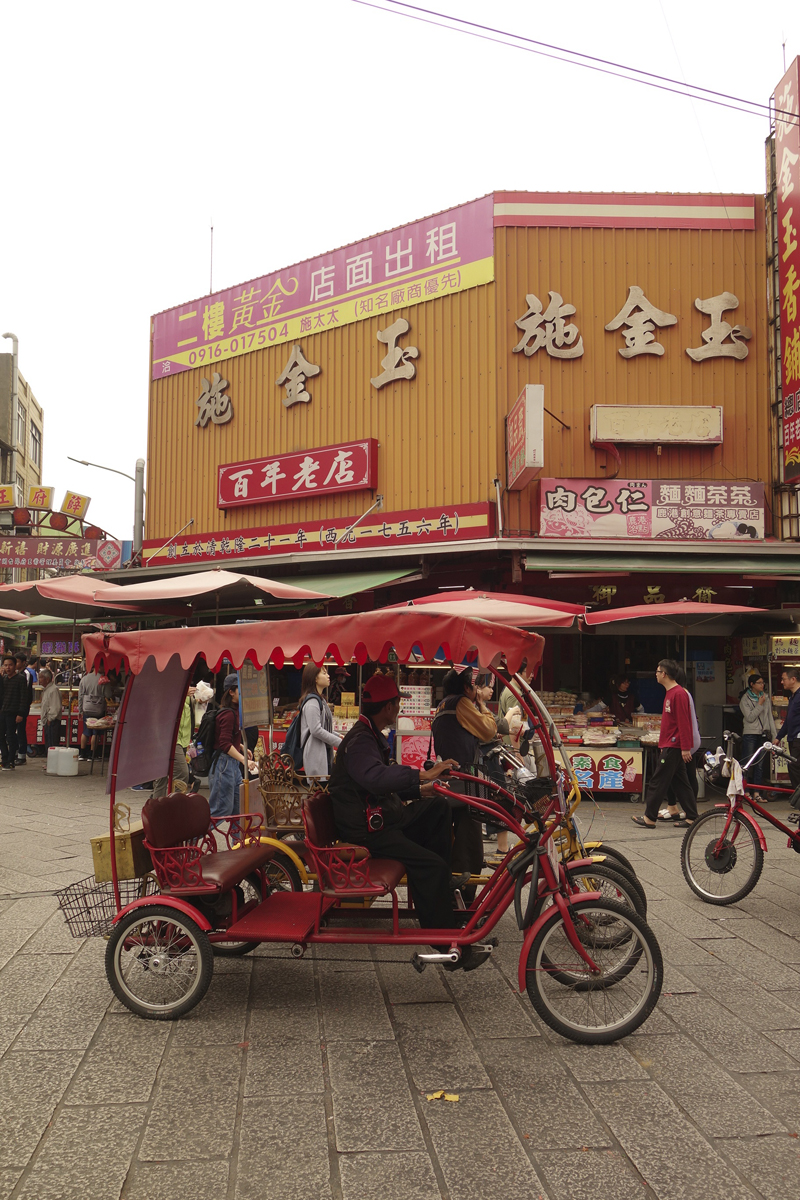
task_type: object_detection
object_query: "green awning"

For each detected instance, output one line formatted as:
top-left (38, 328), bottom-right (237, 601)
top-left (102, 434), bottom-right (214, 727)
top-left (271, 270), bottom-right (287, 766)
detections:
top-left (525, 549), bottom-right (800, 575)
top-left (285, 567), bottom-right (416, 596)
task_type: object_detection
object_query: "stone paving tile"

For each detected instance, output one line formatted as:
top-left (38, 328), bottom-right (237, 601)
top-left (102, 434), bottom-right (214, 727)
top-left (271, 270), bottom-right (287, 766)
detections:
top-left (440, 961), bottom-right (533, 1038)
top-left (535, 1149), bottom-right (645, 1200)
top-left (139, 1045), bottom-right (244, 1161)
top-left (318, 964), bottom-right (394, 1040)
top-left (0, 953), bottom-right (69, 1013)
top-left (235, 1096), bottom-right (333, 1200)
top-left (339, 1152), bottom-right (441, 1200)
top-left (248, 958), bottom-right (316, 1007)
top-left (326, 1039), bottom-right (425, 1152)
top-left (0, 1170), bottom-right (22, 1200)
top-left (645, 915), bottom-right (718, 965)
top-left (582, 1080), bottom-right (757, 1200)
top-left (123, 1161), bottom-right (230, 1200)
top-left (680, 962), bottom-right (800, 1029)
top-left (737, 1069), bottom-right (800, 1133)
top-left (65, 1014), bottom-right (171, 1104)
top-left (376, 959), bottom-right (452, 1004)
top-left (690, 934), bottom-right (800, 990)
top-left (393, 1003), bottom-right (491, 1092)
top-left (169, 970), bottom-right (250, 1045)
top-left (724, 916), bottom-right (800, 962)
top-left (0, 1012), bottom-right (27, 1056)
top-left (657, 992), bottom-right (798, 1072)
top-left (715, 1134), bottom-right (800, 1199)
top-left (248, 1002), bottom-right (320, 1041)
top-left (557, 1042), bottom-right (648, 1082)
top-left (244, 1037), bottom-right (325, 1095)
top-left (0, 1051), bottom-right (83, 1169)
top-left (424, 1089), bottom-right (548, 1200)
top-left (13, 1103), bottom-right (146, 1200)
top-left (763, 1028), bottom-right (800, 1064)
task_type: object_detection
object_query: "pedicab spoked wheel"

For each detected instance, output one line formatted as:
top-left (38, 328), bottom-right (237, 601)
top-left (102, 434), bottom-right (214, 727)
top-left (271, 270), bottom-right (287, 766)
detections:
top-left (213, 859), bottom-right (302, 957)
top-left (585, 842), bottom-right (638, 883)
top-left (105, 904), bottom-right (214, 1019)
top-left (524, 899), bottom-right (663, 1044)
top-left (532, 863), bottom-right (647, 930)
top-left (680, 810), bottom-right (763, 905)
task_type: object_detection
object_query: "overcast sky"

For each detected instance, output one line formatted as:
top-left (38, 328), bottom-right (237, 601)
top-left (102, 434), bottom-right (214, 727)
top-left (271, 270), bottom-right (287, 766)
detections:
top-left (2, 0), bottom-right (799, 542)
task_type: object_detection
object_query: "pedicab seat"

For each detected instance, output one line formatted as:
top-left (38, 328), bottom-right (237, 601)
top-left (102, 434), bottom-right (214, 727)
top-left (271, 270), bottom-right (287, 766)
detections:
top-left (141, 791), bottom-right (275, 895)
top-left (302, 790), bottom-right (404, 897)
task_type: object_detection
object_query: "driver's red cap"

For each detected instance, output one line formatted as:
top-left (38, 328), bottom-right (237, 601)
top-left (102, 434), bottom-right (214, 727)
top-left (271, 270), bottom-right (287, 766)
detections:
top-left (362, 675), bottom-right (409, 704)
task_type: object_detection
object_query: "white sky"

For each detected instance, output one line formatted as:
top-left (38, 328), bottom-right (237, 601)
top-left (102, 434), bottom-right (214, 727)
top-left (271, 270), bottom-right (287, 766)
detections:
top-left (2, 0), bottom-right (799, 542)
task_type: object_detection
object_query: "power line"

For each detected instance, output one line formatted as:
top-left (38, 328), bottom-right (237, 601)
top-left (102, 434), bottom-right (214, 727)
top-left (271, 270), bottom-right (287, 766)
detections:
top-left (352, 0), bottom-right (798, 126)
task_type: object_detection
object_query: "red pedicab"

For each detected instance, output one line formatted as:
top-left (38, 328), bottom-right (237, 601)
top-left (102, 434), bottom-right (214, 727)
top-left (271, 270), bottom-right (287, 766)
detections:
top-left (77, 612), bottom-right (662, 1045)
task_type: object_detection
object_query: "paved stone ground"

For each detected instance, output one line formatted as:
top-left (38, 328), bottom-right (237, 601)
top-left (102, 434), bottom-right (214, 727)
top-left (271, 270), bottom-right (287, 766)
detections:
top-left (2, 766), bottom-right (800, 1199)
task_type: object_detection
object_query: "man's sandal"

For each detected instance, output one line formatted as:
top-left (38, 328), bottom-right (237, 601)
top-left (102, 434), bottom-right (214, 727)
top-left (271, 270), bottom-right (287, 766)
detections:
top-left (631, 815), bottom-right (657, 828)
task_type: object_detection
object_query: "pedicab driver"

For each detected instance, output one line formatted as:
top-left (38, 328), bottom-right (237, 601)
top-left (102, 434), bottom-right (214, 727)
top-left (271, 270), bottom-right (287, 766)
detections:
top-left (329, 674), bottom-right (491, 970)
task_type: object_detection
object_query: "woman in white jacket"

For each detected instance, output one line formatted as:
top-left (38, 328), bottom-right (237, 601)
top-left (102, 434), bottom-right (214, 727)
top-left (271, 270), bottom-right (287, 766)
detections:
top-left (299, 663), bottom-right (341, 779)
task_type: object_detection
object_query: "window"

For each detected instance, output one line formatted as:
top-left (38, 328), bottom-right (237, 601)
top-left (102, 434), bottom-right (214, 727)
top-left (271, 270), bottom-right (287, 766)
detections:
top-left (16, 403), bottom-right (25, 448)
top-left (15, 474), bottom-right (24, 505)
top-left (30, 422), bottom-right (41, 468)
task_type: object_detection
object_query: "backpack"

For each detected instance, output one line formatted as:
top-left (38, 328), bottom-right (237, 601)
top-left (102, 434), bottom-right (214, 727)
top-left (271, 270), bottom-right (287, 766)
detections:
top-left (191, 707), bottom-right (221, 776)
top-left (282, 694), bottom-right (325, 770)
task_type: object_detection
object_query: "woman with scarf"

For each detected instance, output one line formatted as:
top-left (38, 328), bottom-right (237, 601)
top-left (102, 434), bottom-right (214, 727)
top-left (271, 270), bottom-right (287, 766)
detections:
top-left (739, 673), bottom-right (777, 800)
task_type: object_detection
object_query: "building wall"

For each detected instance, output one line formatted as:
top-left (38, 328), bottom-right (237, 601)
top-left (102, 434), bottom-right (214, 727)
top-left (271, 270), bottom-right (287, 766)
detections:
top-left (494, 209), bottom-right (770, 534)
top-left (0, 358), bottom-right (44, 501)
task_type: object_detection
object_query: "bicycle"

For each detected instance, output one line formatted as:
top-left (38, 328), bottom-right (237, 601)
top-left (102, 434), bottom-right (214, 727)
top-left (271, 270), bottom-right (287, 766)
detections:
top-left (681, 731), bottom-right (800, 905)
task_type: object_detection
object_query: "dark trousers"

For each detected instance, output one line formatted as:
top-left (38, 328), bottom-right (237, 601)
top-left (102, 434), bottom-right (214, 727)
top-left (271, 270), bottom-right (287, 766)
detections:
top-left (741, 733), bottom-right (767, 787)
top-left (356, 796), bottom-right (456, 932)
top-left (0, 714), bottom-right (17, 766)
top-left (44, 721), bottom-right (62, 750)
top-left (15, 715), bottom-right (28, 760)
top-left (788, 740), bottom-right (800, 791)
top-left (645, 748), bottom-right (698, 823)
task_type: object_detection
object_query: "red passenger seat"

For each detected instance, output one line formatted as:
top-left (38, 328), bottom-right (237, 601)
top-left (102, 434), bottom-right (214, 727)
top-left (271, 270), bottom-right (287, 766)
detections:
top-left (302, 791), bottom-right (405, 897)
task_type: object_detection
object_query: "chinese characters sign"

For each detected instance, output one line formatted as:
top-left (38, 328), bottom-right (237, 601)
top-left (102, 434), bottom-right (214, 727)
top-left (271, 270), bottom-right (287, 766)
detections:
top-left (0, 537), bottom-right (121, 570)
top-left (540, 479), bottom-right (765, 540)
top-left (217, 440), bottom-right (379, 510)
top-left (590, 406), bottom-right (723, 445)
top-left (567, 750), bottom-right (643, 794)
top-left (506, 385), bottom-right (544, 489)
top-left (60, 491), bottom-right (91, 519)
top-left (28, 486), bottom-right (55, 509)
top-left (774, 58), bottom-right (800, 481)
top-left (152, 196), bottom-right (494, 379)
top-left (143, 503), bottom-right (493, 565)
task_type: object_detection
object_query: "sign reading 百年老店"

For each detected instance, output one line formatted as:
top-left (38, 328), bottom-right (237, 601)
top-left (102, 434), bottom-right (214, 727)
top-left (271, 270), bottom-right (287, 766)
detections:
top-left (151, 197), bottom-right (494, 380)
top-left (539, 479), bottom-right (765, 540)
top-left (775, 59), bottom-right (800, 481)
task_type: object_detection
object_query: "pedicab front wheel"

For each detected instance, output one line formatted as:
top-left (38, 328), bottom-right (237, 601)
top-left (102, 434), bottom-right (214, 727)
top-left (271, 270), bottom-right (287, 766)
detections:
top-left (105, 904), bottom-right (214, 1020)
top-left (524, 899), bottom-right (663, 1044)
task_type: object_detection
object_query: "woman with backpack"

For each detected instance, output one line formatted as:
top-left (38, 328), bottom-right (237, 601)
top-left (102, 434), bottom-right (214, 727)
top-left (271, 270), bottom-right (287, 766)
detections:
top-left (208, 674), bottom-right (253, 818)
top-left (299, 663), bottom-right (341, 778)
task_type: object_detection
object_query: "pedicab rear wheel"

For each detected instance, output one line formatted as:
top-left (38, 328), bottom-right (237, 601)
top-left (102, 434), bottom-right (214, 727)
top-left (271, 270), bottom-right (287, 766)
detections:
top-left (524, 899), bottom-right (663, 1044)
top-left (106, 904), bottom-right (214, 1019)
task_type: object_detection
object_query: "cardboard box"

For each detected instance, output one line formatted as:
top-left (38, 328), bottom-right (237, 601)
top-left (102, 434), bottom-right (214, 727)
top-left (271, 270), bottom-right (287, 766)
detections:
top-left (340, 692), bottom-right (356, 705)
top-left (90, 822), bottom-right (152, 883)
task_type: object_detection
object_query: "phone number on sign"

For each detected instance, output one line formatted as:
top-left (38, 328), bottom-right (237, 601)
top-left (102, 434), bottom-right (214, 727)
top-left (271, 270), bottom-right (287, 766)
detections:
top-left (188, 325), bottom-right (290, 365)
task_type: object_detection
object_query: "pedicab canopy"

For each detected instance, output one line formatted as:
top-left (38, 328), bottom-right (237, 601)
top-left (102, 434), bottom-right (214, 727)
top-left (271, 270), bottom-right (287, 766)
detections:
top-left (83, 612), bottom-right (543, 794)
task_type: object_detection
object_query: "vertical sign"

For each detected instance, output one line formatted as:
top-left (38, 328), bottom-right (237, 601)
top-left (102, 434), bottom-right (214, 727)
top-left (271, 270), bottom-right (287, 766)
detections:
top-left (506, 384), bottom-right (544, 490)
top-left (239, 661), bottom-right (272, 727)
top-left (774, 58), bottom-right (800, 481)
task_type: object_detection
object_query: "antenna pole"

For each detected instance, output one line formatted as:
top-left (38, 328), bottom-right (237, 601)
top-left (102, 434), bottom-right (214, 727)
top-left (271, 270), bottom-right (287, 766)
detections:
top-left (210, 219), bottom-right (214, 293)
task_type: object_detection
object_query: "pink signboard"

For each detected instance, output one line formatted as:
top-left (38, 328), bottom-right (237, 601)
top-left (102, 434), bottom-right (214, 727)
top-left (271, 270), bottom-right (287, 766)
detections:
top-left (218, 440), bottom-right (378, 510)
top-left (540, 479), bottom-right (765, 540)
top-left (506, 384), bottom-right (544, 490)
top-left (152, 196), bottom-right (495, 380)
top-left (143, 503), bottom-right (494, 567)
top-left (0, 536), bottom-right (123, 571)
top-left (773, 59), bottom-right (800, 482)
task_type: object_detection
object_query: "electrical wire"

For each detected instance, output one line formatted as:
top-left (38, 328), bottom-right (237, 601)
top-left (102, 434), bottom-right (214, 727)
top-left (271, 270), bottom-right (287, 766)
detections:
top-left (352, 0), bottom-right (798, 127)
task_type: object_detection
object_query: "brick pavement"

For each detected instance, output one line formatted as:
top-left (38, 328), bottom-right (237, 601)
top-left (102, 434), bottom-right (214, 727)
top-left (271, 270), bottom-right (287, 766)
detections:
top-left (2, 766), bottom-right (800, 1199)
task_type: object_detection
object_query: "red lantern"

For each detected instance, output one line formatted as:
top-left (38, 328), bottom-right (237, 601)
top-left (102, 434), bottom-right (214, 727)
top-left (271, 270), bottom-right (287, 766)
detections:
top-left (83, 525), bottom-right (104, 540)
top-left (12, 508), bottom-right (31, 526)
top-left (49, 512), bottom-right (69, 531)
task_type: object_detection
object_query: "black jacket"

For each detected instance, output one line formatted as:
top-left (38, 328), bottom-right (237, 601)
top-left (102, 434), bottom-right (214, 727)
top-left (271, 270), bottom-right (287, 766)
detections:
top-left (1, 672), bottom-right (27, 718)
top-left (329, 716), bottom-right (420, 840)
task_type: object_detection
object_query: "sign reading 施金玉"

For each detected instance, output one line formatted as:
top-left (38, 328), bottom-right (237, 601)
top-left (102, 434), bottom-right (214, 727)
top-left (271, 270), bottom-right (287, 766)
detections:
top-left (142, 503), bottom-right (494, 566)
top-left (0, 537), bottom-right (122, 570)
top-left (506, 385), bottom-right (544, 490)
top-left (774, 59), bottom-right (800, 482)
top-left (539, 479), bottom-right (765, 540)
top-left (218, 440), bottom-right (378, 510)
top-left (151, 196), bottom-right (495, 380)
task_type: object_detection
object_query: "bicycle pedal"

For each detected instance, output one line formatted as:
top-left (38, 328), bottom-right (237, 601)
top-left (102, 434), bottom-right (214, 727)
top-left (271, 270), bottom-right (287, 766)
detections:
top-left (788, 812), bottom-right (800, 826)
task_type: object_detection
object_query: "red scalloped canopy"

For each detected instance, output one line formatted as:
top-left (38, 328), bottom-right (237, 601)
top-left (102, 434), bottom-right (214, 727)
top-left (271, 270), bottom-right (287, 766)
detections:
top-left (82, 611), bottom-right (544, 676)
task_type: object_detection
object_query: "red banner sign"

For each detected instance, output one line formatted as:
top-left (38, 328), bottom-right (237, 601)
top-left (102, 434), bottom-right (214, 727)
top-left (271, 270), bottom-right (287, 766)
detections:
top-left (143, 503), bottom-right (494, 566)
top-left (774, 58), bottom-right (800, 482)
top-left (0, 537), bottom-right (122, 571)
top-left (218, 439), bottom-right (378, 509)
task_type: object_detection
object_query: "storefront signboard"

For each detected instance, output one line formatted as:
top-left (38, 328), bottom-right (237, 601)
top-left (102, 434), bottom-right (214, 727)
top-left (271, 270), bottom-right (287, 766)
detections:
top-left (590, 405), bottom-right (723, 444)
top-left (742, 636), bottom-right (768, 657)
top-left (567, 749), bottom-right (643, 794)
top-left (506, 385), bottom-right (544, 489)
top-left (239, 662), bottom-right (272, 728)
top-left (60, 491), bottom-right (91, 519)
top-left (143, 502), bottom-right (494, 566)
top-left (770, 635), bottom-right (800, 659)
top-left (152, 196), bottom-right (495, 380)
top-left (0, 486), bottom-right (16, 508)
top-left (774, 58), bottom-right (800, 482)
top-left (540, 479), bottom-right (765, 540)
top-left (218, 440), bottom-right (378, 510)
top-left (41, 640), bottom-right (82, 655)
top-left (28, 486), bottom-right (55, 509)
top-left (0, 536), bottom-right (122, 571)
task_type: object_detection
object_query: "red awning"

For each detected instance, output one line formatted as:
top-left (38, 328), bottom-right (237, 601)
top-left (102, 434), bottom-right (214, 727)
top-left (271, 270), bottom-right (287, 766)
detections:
top-left (83, 611), bottom-right (543, 676)
top-left (97, 568), bottom-right (331, 607)
top-left (584, 601), bottom-right (765, 626)
top-left (0, 575), bottom-right (159, 619)
top-left (384, 590), bottom-right (584, 628)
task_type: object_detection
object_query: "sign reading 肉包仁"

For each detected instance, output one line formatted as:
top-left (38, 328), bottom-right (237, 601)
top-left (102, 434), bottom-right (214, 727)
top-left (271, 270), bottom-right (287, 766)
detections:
top-left (539, 479), bottom-right (764, 540)
top-left (152, 196), bottom-right (494, 379)
top-left (218, 440), bottom-right (378, 510)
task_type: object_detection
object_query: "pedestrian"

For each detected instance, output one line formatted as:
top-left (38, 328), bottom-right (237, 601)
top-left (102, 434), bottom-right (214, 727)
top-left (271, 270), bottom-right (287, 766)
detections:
top-left (208, 674), bottom-right (253, 819)
top-left (298, 663), bottom-right (341, 778)
top-left (777, 667), bottom-right (800, 791)
top-left (328, 673), bottom-right (491, 970)
top-left (38, 669), bottom-right (63, 755)
top-left (13, 652), bottom-right (33, 764)
top-left (78, 662), bottom-right (107, 760)
top-left (739, 673), bottom-right (777, 800)
top-left (0, 654), bottom-right (27, 770)
top-left (632, 658), bottom-right (698, 829)
top-left (659, 665), bottom-right (702, 821)
top-left (151, 689), bottom-right (192, 798)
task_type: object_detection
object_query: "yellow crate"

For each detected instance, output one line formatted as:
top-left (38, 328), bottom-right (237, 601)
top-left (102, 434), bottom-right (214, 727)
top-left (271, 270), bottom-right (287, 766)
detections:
top-left (90, 804), bottom-right (152, 883)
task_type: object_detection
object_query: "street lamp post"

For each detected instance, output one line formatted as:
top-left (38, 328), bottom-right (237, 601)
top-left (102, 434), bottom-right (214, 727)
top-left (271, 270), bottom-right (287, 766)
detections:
top-left (67, 456), bottom-right (146, 558)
